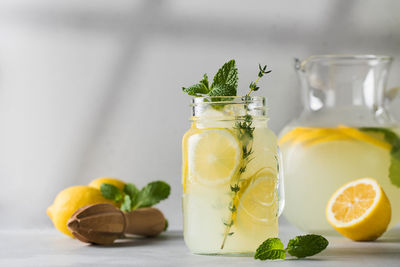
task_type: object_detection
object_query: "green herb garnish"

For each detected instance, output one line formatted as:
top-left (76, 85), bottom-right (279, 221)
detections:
top-left (100, 184), bottom-right (123, 202)
top-left (360, 127), bottom-right (400, 187)
top-left (255, 234), bottom-right (329, 261)
top-left (248, 64), bottom-right (272, 96)
top-left (182, 60), bottom-right (238, 97)
top-left (100, 181), bottom-right (171, 212)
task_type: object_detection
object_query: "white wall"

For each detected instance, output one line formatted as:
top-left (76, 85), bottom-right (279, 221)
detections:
top-left (0, 0), bottom-right (399, 230)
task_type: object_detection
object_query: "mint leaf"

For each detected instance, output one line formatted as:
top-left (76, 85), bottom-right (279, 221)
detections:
top-left (360, 127), bottom-right (400, 187)
top-left (390, 150), bottom-right (400, 187)
top-left (134, 181), bottom-right (171, 209)
top-left (211, 59), bottom-right (238, 90)
top-left (200, 73), bottom-right (209, 89)
top-left (124, 183), bottom-right (139, 207)
top-left (120, 195), bottom-right (132, 212)
top-left (208, 83), bottom-right (237, 96)
top-left (254, 238), bottom-right (286, 260)
top-left (287, 234), bottom-right (328, 258)
top-left (100, 184), bottom-right (123, 202)
top-left (182, 83), bottom-right (209, 96)
top-left (182, 74), bottom-right (210, 96)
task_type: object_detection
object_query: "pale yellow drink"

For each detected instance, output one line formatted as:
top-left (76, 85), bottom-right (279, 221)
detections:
top-left (182, 100), bottom-right (280, 255)
top-left (280, 126), bottom-right (400, 234)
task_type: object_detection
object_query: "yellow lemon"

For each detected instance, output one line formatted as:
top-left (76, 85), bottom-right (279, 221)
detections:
top-left (326, 177), bottom-right (391, 241)
top-left (88, 177), bottom-right (125, 191)
top-left (188, 128), bottom-right (241, 186)
top-left (47, 186), bottom-right (114, 237)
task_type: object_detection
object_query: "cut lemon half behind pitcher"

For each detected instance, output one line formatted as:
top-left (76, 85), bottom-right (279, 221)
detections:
top-left (326, 177), bottom-right (391, 241)
top-left (187, 128), bottom-right (241, 186)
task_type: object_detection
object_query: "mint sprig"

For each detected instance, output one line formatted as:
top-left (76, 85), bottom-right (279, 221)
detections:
top-left (100, 184), bottom-right (123, 202)
top-left (286, 234), bottom-right (329, 258)
top-left (360, 127), bottom-right (400, 187)
top-left (182, 60), bottom-right (238, 97)
top-left (100, 181), bottom-right (171, 212)
top-left (133, 181), bottom-right (171, 209)
top-left (254, 238), bottom-right (286, 260)
top-left (255, 234), bottom-right (329, 261)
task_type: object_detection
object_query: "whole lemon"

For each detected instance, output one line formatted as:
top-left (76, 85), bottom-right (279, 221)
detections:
top-left (47, 186), bottom-right (114, 237)
top-left (88, 177), bottom-right (125, 191)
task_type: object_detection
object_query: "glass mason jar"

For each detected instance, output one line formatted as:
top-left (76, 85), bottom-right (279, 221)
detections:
top-left (279, 55), bottom-right (400, 234)
top-left (182, 96), bottom-right (284, 255)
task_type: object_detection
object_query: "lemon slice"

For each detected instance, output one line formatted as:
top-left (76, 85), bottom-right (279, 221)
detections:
top-left (279, 126), bottom-right (391, 150)
top-left (237, 170), bottom-right (277, 225)
top-left (278, 127), bottom-right (312, 146)
top-left (337, 125), bottom-right (391, 150)
top-left (326, 177), bottom-right (391, 241)
top-left (188, 128), bottom-right (241, 185)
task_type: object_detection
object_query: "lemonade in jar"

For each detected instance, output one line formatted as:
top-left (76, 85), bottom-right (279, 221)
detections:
top-left (181, 60), bottom-right (283, 255)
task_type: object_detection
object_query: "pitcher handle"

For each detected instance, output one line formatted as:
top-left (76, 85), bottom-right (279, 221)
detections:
top-left (385, 87), bottom-right (400, 103)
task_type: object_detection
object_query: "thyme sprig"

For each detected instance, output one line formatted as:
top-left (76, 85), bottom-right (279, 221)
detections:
top-left (247, 64), bottom-right (271, 96)
top-left (220, 115), bottom-right (256, 249)
top-left (220, 65), bottom-right (271, 249)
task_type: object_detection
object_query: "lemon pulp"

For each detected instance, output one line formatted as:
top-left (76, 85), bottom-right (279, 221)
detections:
top-left (326, 177), bottom-right (391, 240)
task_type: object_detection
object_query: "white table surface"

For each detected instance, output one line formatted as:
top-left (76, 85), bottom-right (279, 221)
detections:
top-left (1, 224), bottom-right (399, 267)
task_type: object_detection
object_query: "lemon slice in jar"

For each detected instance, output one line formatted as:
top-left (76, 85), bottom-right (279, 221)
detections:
top-left (188, 128), bottom-right (241, 186)
top-left (236, 170), bottom-right (277, 226)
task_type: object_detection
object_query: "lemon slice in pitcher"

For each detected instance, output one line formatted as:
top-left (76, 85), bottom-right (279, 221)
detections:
top-left (188, 128), bottom-right (241, 186)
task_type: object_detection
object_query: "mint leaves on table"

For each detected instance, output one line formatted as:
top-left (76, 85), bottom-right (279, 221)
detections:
top-left (255, 234), bottom-right (329, 261)
top-left (286, 234), bottom-right (329, 258)
top-left (254, 238), bottom-right (286, 260)
top-left (182, 60), bottom-right (238, 96)
top-left (360, 127), bottom-right (400, 187)
top-left (100, 181), bottom-right (171, 212)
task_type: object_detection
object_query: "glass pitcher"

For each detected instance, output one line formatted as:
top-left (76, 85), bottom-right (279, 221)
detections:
top-left (279, 55), bottom-right (400, 234)
top-left (182, 96), bottom-right (284, 255)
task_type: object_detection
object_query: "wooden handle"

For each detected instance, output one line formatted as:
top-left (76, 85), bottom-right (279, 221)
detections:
top-left (124, 208), bottom-right (165, 237)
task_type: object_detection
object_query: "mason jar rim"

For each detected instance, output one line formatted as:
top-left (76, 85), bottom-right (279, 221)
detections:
top-left (190, 96), bottom-right (266, 106)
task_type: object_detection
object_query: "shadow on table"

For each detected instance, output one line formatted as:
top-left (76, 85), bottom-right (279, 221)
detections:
top-left (322, 246), bottom-right (400, 259)
top-left (90, 230), bottom-right (183, 248)
top-left (378, 227), bottom-right (400, 243)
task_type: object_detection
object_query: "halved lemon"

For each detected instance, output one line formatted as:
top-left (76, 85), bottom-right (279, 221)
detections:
top-left (236, 170), bottom-right (277, 226)
top-left (326, 177), bottom-right (391, 241)
top-left (188, 128), bottom-right (241, 186)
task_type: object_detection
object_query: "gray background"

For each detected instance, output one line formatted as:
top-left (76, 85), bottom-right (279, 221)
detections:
top-left (0, 0), bottom-right (399, 231)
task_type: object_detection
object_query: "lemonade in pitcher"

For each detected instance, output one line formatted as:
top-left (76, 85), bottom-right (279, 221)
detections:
top-left (280, 125), bottom-right (400, 233)
top-left (181, 61), bottom-right (283, 255)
